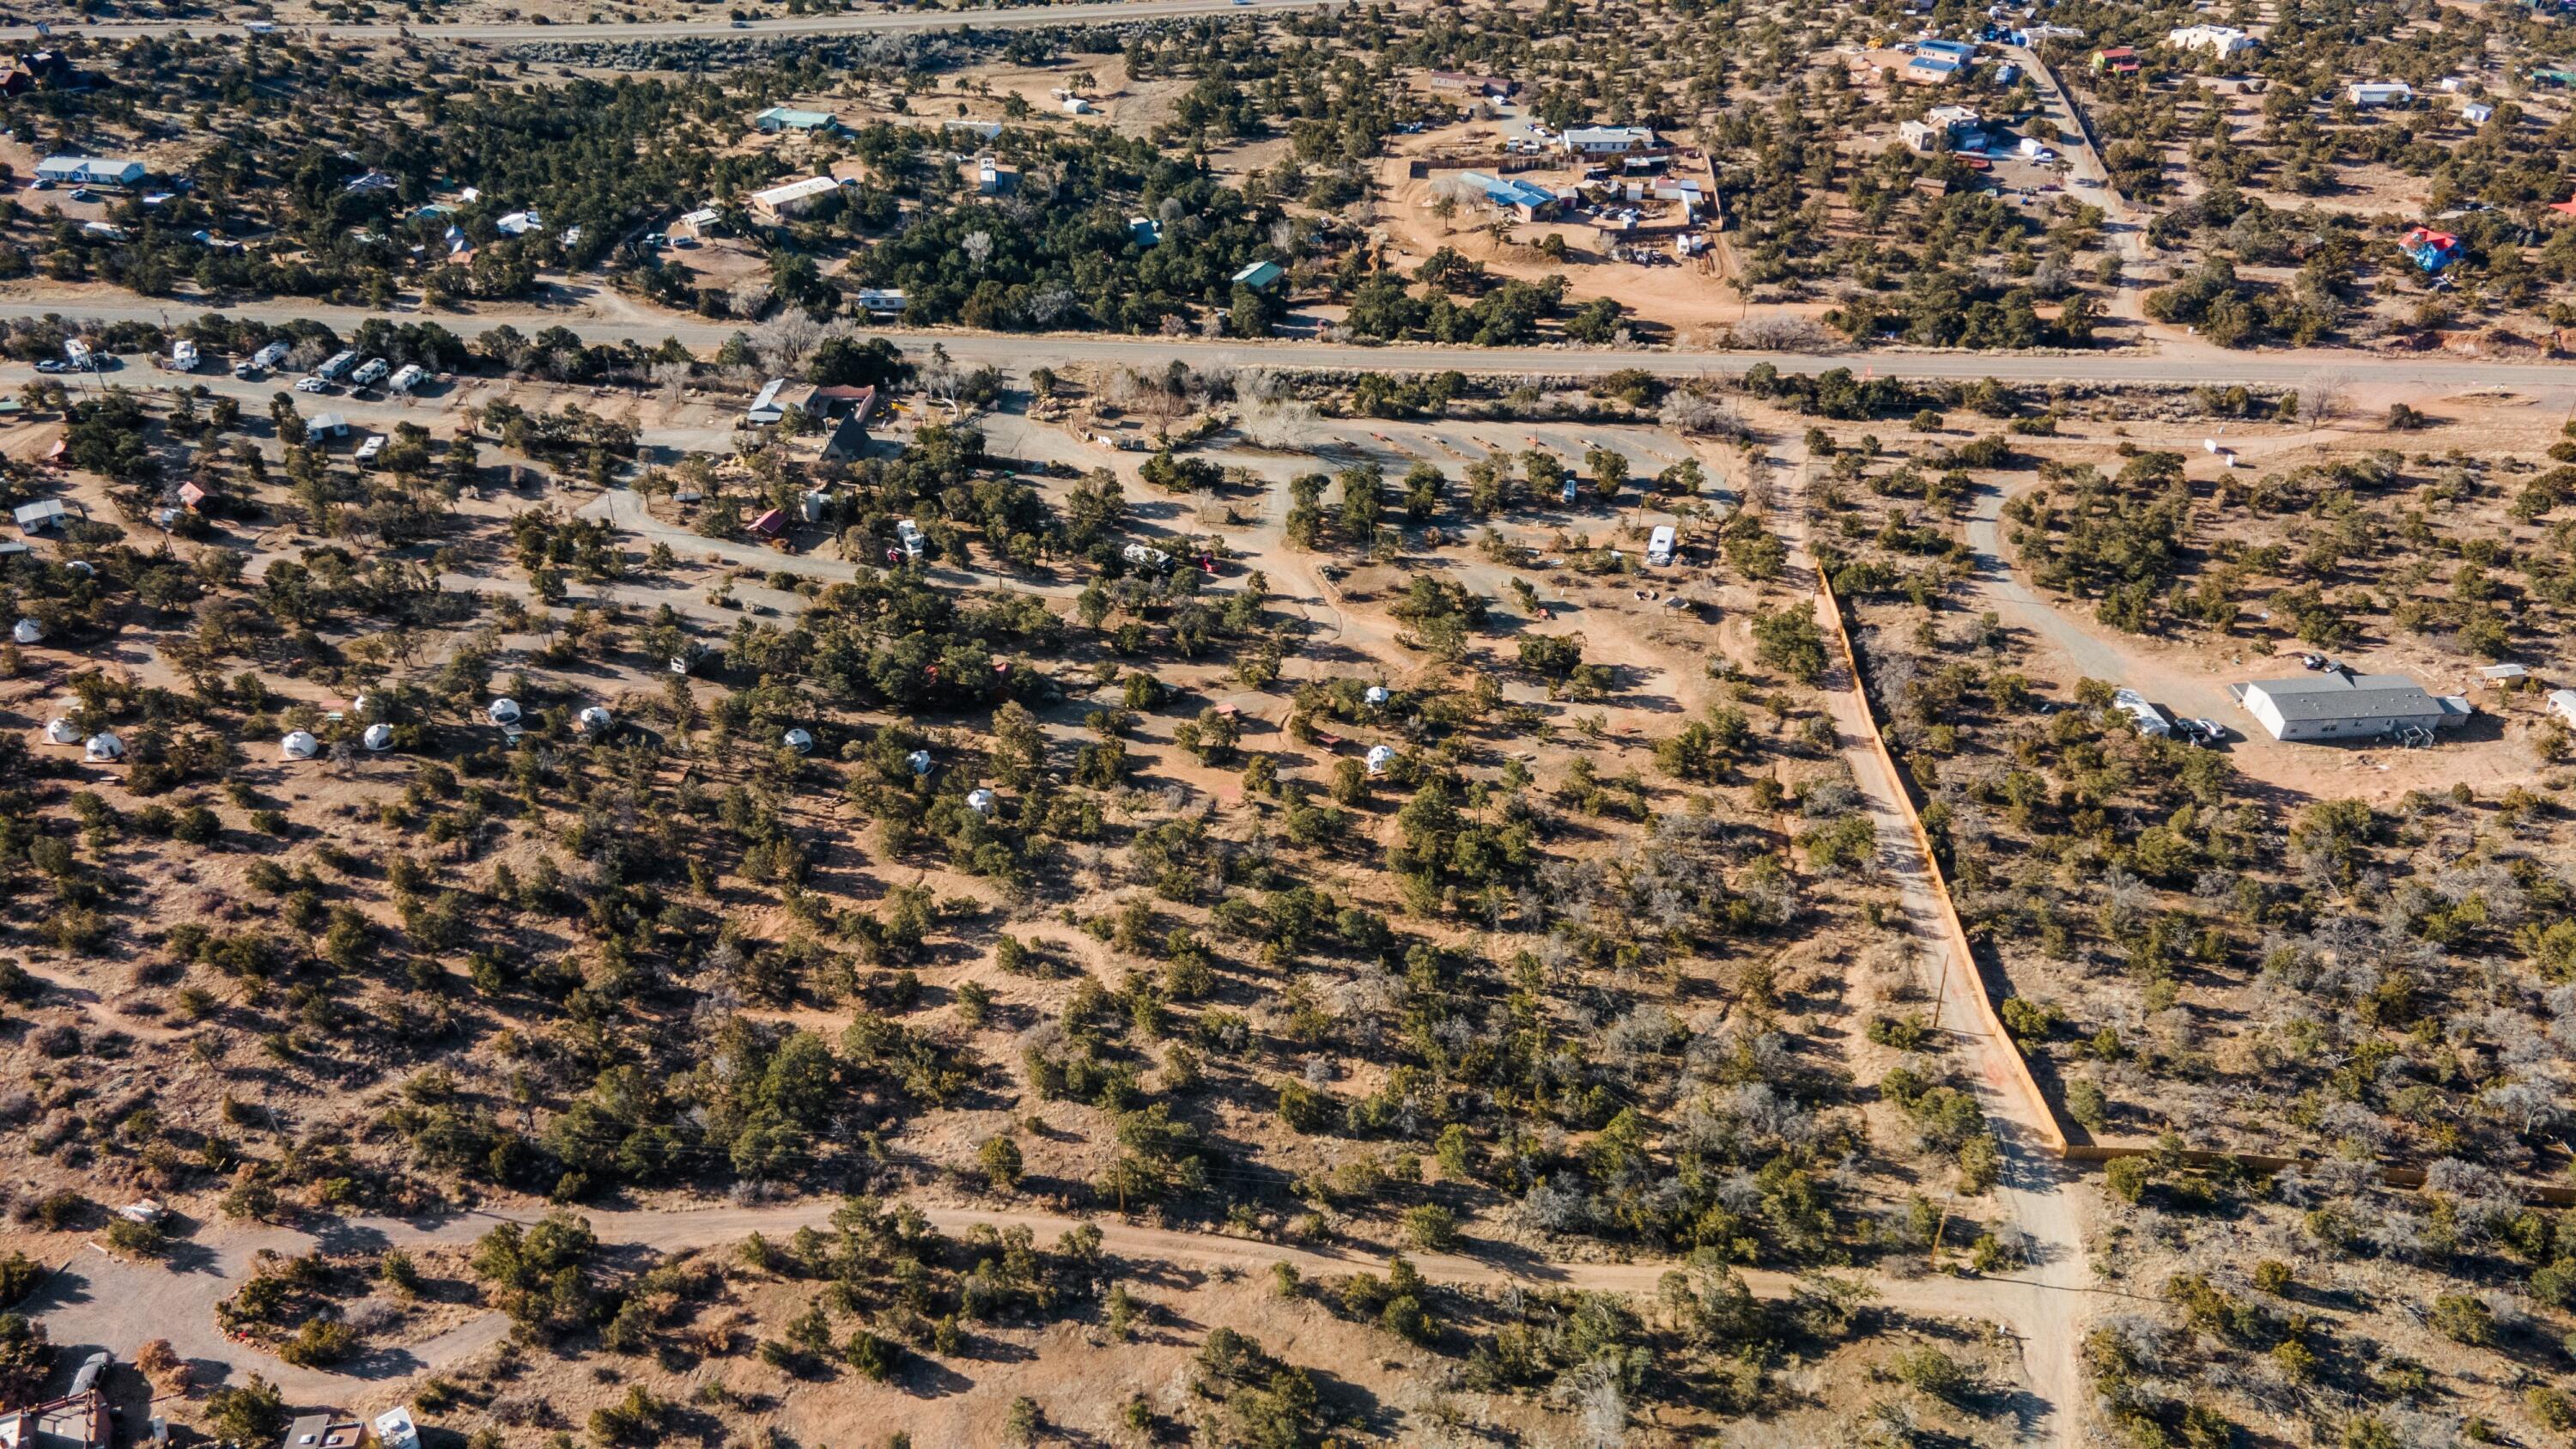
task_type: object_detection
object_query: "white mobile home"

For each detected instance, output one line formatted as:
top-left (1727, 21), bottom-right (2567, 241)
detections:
top-left (2235, 669), bottom-right (2467, 741)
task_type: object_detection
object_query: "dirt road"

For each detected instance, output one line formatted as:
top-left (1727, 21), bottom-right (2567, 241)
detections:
top-left (9, 295), bottom-right (2576, 392)
top-left (0, 0), bottom-right (1334, 43)
top-left (17, 1194), bottom-right (2081, 1410)
top-left (1774, 441), bottom-right (2094, 1449)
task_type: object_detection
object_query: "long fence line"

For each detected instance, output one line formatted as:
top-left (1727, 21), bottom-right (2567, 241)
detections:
top-left (1809, 579), bottom-right (2576, 1209)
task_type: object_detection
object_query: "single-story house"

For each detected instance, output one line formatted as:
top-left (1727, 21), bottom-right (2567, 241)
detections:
top-left (2462, 100), bottom-right (2496, 125)
top-left (34, 155), bottom-right (143, 188)
top-left (2166, 24), bottom-right (2256, 59)
top-left (1899, 119), bottom-right (1944, 153)
top-left (745, 377), bottom-right (793, 426)
top-left (2091, 46), bottom-right (2140, 75)
top-left (1915, 38), bottom-right (1977, 63)
top-left (750, 175), bottom-right (840, 222)
top-left (495, 210), bottom-right (541, 236)
top-left (1457, 170), bottom-right (1562, 221)
top-left (0, 1388), bottom-right (109, 1449)
top-left (2348, 81), bottom-right (2415, 107)
top-left (754, 106), bottom-right (844, 136)
top-left (309, 412), bottom-right (349, 441)
top-left (15, 499), bottom-right (68, 533)
top-left (2481, 663), bottom-right (2531, 685)
top-left (1560, 125), bottom-right (1656, 154)
top-left (2400, 226), bottom-right (2463, 273)
top-left (1905, 52), bottom-right (1967, 84)
top-left (2234, 669), bottom-right (2470, 741)
top-left (678, 206), bottom-right (725, 235)
top-left (280, 1414), bottom-right (367, 1449)
top-left (1231, 259), bottom-right (1285, 291)
top-left (801, 384), bottom-right (878, 425)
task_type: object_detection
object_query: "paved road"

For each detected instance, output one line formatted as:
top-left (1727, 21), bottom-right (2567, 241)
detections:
top-left (15, 1194), bottom-right (2063, 1409)
top-left (9, 295), bottom-right (2570, 392)
top-left (0, 0), bottom-right (1331, 43)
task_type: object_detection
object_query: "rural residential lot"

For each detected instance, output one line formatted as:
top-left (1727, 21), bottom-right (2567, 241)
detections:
top-left (5, 3), bottom-right (2576, 1449)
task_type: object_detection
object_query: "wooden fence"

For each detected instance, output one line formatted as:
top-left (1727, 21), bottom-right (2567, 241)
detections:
top-left (1811, 579), bottom-right (2576, 1208)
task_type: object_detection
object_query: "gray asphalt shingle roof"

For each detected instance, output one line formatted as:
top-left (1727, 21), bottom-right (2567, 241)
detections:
top-left (2247, 673), bottom-right (2442, 723)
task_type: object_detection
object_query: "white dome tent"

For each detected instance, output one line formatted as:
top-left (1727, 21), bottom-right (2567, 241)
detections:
top-left (281, 730), bottom-right (320, 761)
top-left (906, 749), bottom-right (933, 776)
top-left (11, 618), bottom-right (42, 646)
top-left (84, 731), bottom-right (123, 762)
top-left (487, 697), bottom-right (522, 726)
top-left (44, 718), bottom-right (80, 745)
top-left (362, 722), bottom-right (395, 752)
top-left (965, 788), bottom-right (997, 817)
top-left (1364, 744), bottom-right (1395, 776)
top-left (350, 692), bottom-right (374, 719)
top-left (576, 705), bottom-right (614, 737)
top-left (1364, 685), bottom-right (1389, 708)
top-left (783, 728), bottom-right (815, 755)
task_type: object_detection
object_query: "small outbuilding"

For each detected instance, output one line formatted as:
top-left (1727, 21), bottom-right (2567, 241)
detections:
top-left (2547, 688), bottom-right (2576, 726)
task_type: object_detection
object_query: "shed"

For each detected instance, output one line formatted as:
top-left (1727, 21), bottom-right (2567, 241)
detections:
top-left (309, 412), bottom-right (349, 441)
top-left (749, 174), bottom-right (840, 222)
top-left (374, 1409), bottom-right (422, 1449)
top-left (2550, 688), bottom-right (2576, 726)
top-left (14, 499), bottom-right (67, 533)
top-left (745, 377), bottom-right (793, 425)
top-left (749, 508), bottom-right (787, 537)
top-left (2480, 663), bottom-right (2530, 685)
top-left (1230, 259), bottom-right (1285, 291)
top-left (2235, 669), bottom-right (2466, 741)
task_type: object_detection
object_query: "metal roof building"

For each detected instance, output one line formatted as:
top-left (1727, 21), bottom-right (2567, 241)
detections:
top-left (2234, 669), bottom-right (2470, 742)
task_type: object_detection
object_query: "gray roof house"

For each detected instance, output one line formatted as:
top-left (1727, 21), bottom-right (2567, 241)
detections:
top-left (2234, 669), bottom-right (2470, 742)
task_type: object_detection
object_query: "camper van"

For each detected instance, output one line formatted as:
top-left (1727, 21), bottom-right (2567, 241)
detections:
top-left (166, 338), bottom-right (198, 372)
top-left (386, 363), bottom-right (427, 394)
top-left (354, 435), bottom-right (386, 466)
top-left (1647, 526), bottom-right (1676, 567)
top-left (349, 357), bottom-right (390, 388)
top-left (894, 519), bottom-right (925, 559)
top-left (313, 349), bottom-right (360, 382)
